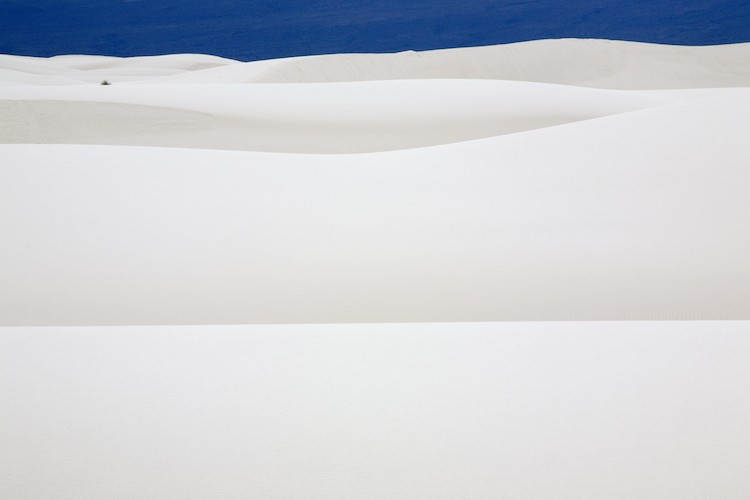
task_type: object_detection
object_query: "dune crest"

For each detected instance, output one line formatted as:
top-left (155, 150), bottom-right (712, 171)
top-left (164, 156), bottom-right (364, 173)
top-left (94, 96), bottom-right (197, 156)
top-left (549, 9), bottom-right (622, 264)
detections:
top-left (5, 39), bottom-right (750, 89)
top-left (1, 80), bottom-right (722, 153)
top-left (230, 39), bottom-right (750, 89)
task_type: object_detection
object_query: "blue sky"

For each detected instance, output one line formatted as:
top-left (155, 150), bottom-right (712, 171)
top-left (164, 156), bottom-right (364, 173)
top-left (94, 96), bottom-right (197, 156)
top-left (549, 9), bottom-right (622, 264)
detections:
top-left (1, 0), bottom-right (749, 60)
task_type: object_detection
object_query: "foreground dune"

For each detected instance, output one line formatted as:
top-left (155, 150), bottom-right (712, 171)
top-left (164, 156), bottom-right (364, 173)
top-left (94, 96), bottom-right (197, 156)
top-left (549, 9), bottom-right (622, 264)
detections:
top-left (2, 321), bottom-right (749, 499)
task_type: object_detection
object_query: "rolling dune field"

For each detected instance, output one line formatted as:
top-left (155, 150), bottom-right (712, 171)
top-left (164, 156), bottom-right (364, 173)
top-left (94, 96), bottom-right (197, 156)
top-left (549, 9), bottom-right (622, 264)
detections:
top-left (1, 40), bottom-right (749, 499)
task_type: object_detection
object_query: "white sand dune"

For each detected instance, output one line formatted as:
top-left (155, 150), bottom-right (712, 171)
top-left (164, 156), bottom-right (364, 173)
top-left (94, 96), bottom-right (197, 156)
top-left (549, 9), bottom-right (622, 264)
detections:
top-left (2, 88), bottom-right (749, 325)
top-left (1, 40), bottom-right (749, 324)
top-left (219, 39), bottom-right (750, 89)
top-left (2, 321), bottom-right (749, 499)
top-left (1, 80), bottom-right (727, 153)
top-left (1, 38), bottom-right (750, 499)
top-left (4, 39), bottom-right (750, 89)
top-left (0, 53), bottom-right (238, 85)
top-left (3, 39), bottom-right (748, 153)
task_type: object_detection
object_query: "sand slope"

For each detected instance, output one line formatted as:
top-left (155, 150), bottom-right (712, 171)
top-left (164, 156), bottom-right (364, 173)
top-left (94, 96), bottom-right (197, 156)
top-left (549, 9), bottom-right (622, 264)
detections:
top-left (1, 39), bottom-right (749, 324)
top-left (3, 39), bottom-right (749, 153)
top-left (1, 80), bottom-right (726, 153)
top-left (2, 321), bottom-right (749, 499)
top-left (2, 39), bottom-right (750, 500)
top-left (4, 39), bottom-right (750, 89)
top-left (226, 39), bottom-right (750, 89)
top-left (0, 53), bottom-right (238, 85)
top-left (2, 88), bottom-right (749, 325)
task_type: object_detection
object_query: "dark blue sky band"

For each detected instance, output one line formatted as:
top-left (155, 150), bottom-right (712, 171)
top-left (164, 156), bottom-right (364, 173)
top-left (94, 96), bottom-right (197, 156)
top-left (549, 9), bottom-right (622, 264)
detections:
top-left (1, 0), bottom-right (749, 60)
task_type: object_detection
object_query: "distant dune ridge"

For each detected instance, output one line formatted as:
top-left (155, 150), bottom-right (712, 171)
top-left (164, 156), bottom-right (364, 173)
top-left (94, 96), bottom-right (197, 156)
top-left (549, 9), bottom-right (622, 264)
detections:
top-left (4, 39), bottom-right (750, 87)
top-left (1, 39), bottom-right (749, 324)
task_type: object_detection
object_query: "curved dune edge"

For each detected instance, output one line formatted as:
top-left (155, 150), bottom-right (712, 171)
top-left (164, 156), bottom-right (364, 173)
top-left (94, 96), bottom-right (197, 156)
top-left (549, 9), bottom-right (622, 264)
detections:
top-left (214, 39), bottom-right (750, 89)
top-left (0, 80), bottom-right (727, 153)
top-left (2, 89), bottom-right (749, 325)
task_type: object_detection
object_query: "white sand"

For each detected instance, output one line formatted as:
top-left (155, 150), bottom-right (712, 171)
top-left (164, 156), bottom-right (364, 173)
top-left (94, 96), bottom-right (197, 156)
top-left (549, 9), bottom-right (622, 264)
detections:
top-left (1, 38), bottom-right (750, 498)
top-left (2, 89), bottom-right (750, 324)
top-left (4, 39), bottom-right (750, 88)
top-left (0, 53), bottom-right (238, 85)
top-left (2, 81), bottom-right (724, 153)
top-left (2, 321), bottom-right (750, 499)
top-left (1, 39), bottom-right (750, 324)
top-left (2, 40), bottom-right (749, 154)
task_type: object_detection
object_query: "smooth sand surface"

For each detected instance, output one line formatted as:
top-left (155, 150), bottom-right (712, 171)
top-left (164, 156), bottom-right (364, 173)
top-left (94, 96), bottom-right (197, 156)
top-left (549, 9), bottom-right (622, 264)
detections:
top-left (3, 39), bottom-right (750, 153)
top-left (4, 39), bottom-right (750, 88)
top-left (1, 38), bottom-right (749, 499)
top-left (228, 39), bottom-right (750, 89)
top-left (1, 39), bottom-right (749, 324)
top-left (1, 81), bottom-right (726, 153)
top-left (2, 87), bottom-right (749, 324)
top-left (2, 321), bottom-right (750, 499)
